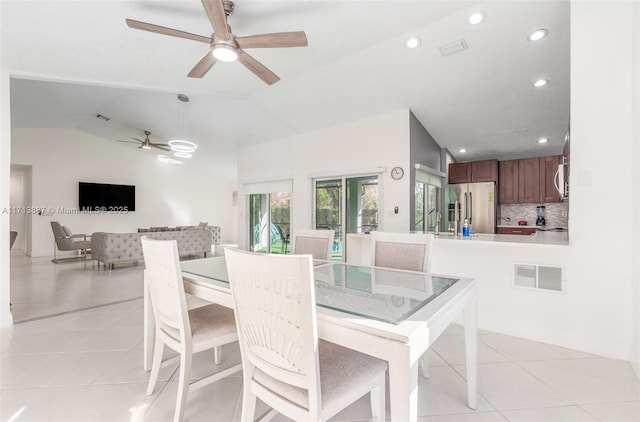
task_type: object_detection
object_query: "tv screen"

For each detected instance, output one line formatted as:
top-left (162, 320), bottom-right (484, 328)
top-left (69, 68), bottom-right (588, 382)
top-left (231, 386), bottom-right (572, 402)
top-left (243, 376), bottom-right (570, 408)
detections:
top-left (78, 182), bottom-right (135, 212)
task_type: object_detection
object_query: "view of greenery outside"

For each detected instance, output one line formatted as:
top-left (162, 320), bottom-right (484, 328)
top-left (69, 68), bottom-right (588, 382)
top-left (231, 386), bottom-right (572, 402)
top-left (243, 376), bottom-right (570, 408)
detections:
top-left (415, 182), bottom-right (440, 232)
top-left (415, 182), bottom-right (425, 231)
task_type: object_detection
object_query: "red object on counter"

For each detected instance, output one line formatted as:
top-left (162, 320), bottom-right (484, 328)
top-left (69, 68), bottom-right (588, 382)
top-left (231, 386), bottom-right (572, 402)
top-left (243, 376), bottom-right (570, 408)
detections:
top-left (518, 220), bottom-right (528, 226)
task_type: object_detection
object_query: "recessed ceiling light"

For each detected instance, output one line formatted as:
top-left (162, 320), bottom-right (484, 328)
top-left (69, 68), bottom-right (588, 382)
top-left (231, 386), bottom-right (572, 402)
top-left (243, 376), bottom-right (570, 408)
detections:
top-left (458, 148), bottom-right (467, 153)
top-left (538, 137), bottom-right (549, 144)
top-left (468, 11), bottom-right (485, 25)
top-left (405, 37), bottom-right (421, 49)
top-left (529, 29), bottom-right (548, 42)
top-left (533, 79), bottom-right (548, 88)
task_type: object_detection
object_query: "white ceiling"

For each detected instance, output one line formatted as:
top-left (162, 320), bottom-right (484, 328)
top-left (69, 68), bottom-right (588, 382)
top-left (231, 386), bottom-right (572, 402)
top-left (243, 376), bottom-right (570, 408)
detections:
top-left (3, 0), bottom-right (570, 181)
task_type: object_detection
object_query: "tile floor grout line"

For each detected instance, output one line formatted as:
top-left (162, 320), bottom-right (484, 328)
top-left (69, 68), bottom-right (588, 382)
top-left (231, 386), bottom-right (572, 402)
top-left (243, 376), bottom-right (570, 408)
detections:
top-left (13, 297), bottom-right (144, 325)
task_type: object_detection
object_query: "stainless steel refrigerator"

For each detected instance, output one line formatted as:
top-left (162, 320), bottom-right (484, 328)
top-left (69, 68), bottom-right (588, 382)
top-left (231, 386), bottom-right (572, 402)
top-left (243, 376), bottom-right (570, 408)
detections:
top-left (444, 182), bottom-right (496, 234)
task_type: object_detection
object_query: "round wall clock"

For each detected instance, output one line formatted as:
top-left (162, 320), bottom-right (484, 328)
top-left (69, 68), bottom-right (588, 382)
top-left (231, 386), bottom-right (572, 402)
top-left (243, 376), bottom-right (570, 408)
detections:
top-left (391, 166), bottom-right (404, 180)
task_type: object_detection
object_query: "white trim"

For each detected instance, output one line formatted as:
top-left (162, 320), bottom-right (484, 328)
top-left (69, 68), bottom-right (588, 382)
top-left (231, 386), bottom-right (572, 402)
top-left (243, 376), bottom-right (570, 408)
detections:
top-left (414, 163), bottom-right (445, 178)
top-left (308, 167), bottom-right (385, 179)
top-left (242, 178), bottom-right (292, 194)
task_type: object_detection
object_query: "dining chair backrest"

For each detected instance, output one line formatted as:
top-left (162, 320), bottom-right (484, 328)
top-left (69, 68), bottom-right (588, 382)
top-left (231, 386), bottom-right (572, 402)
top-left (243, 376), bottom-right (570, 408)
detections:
top-left (225, 248), bottom-right (322, 418)
top-left (141, 236), bottom-right (190, 341)
top-left (371, 231), bottom-right (435, 272)
top-left (291, 229), bottom-right (335, 260)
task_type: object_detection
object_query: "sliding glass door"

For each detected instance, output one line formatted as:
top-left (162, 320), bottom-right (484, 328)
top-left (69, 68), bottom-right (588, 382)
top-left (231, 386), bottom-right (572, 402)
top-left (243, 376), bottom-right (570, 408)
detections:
top-left (248, 192), bottom-right (290, 254)
top-left (314, 175), bottom-right (378, 261)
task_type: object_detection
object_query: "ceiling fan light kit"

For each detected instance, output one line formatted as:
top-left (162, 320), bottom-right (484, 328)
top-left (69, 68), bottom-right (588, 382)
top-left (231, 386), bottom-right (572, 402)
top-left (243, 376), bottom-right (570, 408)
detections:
top-left (117, 130), bottom-right (171, 152)
top-left (212, 44), bottom-right (238, 62)
top-left (126, 0), bottom-right (308, 84)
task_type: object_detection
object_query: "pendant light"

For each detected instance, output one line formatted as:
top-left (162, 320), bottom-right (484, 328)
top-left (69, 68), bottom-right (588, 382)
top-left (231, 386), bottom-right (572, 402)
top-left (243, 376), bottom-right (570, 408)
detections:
top-left (169, 94), bottom-right (198, 158)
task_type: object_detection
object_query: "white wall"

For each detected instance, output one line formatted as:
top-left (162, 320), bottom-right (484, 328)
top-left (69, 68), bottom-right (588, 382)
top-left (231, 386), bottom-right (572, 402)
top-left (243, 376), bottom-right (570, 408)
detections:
top-left (569, 1), bottom-right (636, 359)
top-left (630, 0), bottom-right (640, 378)
top-left (1, 67), bottom-right (14, 327)
top-left (236, 109), bottom-right (411, 250)
top-left (11, 128), bottom-right (236, 257)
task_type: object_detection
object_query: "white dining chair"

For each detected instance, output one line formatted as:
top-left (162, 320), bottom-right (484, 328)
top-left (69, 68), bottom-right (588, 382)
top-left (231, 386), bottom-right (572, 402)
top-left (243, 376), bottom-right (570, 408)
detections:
top-left (141, 237), bottom-right (242, 422)
top-left (370, 231), bottom-right (435, 378)
top-left (370, 231), bottom-right (434, 272)
top-left (225, 248), bottom-right (387, 422)
top-left (290, 228), bottom-right (335, 260)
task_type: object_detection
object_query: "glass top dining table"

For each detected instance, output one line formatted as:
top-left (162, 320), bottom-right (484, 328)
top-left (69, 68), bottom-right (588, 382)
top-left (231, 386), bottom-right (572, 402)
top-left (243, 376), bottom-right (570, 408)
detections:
top-left (143, 255), bottom-right (477, 422)
top-left (180, 257), bottom-right (459, 325)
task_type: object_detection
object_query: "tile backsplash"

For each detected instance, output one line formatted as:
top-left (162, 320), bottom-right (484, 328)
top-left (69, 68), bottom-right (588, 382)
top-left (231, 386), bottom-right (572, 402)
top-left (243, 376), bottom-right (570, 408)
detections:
top-left (498, 203), bottom-right (569, 228)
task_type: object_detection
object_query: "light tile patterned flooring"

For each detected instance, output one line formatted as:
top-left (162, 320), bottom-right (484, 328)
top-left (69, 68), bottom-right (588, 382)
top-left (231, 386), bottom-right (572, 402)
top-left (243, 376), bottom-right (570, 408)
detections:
top-left (2, 252), bottom-right (639, 421)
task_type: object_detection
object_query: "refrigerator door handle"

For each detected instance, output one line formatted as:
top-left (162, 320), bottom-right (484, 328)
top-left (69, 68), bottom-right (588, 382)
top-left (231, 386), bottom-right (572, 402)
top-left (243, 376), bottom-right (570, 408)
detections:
top-left (469, 192), bottom-right (472, 224)
top-left (463, 192), bottom-right (468, 221)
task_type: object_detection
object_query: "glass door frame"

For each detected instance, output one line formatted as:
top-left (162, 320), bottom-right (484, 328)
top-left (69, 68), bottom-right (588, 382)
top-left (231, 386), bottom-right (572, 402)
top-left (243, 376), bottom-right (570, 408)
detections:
top-left (312, 172), bottom-right (381, 261)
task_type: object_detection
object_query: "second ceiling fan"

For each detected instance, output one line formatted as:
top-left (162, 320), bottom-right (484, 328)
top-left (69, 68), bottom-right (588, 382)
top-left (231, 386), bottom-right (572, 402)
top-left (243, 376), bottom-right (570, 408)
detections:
top-left (126, 0), bottom-right (308, 85)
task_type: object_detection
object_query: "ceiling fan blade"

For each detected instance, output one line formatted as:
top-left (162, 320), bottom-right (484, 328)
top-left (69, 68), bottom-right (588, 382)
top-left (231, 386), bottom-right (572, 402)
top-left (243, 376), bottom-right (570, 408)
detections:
top-left (188, 51), bottom-right (217, 78)
top-left (117, 140), bottom-right (140, 144)
top-left (126, 19), bottom-right (212, 44)
top-left (131, 137), bottom-right (144, 142)
top-left (237, 49), bottom-right (280, 85)
top-left (236, 31), bottom-right (308, 49)
top-left (153, 145), bottom-right (172, 152)
top-left (201, 0), bottom-right (230, 40)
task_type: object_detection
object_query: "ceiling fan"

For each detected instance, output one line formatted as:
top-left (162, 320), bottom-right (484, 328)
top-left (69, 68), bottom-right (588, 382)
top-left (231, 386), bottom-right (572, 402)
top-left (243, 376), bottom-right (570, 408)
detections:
top-left (117, 131), bottom-right (170, 152)
top-left (126, 0), bottom-right (308, 85)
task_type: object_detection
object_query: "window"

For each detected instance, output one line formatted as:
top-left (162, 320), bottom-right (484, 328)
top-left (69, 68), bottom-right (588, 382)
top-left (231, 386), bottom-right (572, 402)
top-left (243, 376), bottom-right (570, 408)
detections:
top-left (414, 165), bottom-right (443, 233)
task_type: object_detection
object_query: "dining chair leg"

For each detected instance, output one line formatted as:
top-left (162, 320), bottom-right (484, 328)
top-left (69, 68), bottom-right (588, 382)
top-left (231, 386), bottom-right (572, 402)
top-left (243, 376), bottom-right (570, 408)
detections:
top-left (420, 353), bottom-right (430, 379)
top-left (214, 346), bottom-right (221, 365)
top-left (240, 373), bottom-right (257, 422)
top-left (174, 350), bottom-right (193, 422)
top-left (147, 335), bottom-right (164, 395)
top-left (370, 375), bottom-right (386, 421)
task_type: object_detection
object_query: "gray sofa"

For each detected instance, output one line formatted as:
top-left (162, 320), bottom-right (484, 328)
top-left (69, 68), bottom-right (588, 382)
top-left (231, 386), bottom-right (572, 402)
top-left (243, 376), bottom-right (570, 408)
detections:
top-left (91, 228), bottom-right (214, 268)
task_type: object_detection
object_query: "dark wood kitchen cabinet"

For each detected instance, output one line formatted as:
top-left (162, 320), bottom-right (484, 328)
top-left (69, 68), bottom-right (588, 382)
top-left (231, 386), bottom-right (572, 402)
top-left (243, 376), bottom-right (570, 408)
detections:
top-left (497, 227), bottom-right (537, 235)
top-left (448, 162), bottom-right (472, 183)
top-left (449, 160), bottom-right (498, 184)
top-left (540, 155), bottom-right (562, 203)
top-left (499, 155), bottom-right (563, 204)
top-left (518, 157), bottom-right (541, 203)
top-left (471, 160), bottom-right (498, 182)
top-left (498, 160), bottom-right (519, 204)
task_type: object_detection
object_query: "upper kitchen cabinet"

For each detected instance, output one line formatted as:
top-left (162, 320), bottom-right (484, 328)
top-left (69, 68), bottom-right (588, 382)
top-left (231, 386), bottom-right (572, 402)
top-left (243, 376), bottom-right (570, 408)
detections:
top-left (448, 162), bottom-right (472, 183)
top-left (448, 160), bottom-right (498, 184)
top-left (498, 159), bottom-right (519, 204)
top-left (540, 155), bottom-right (563, 203)
top-left (471, 160), bottom-right (498, 182)
top-left (518, 157), bottom-right (541, 203)
top-left (502, 155), bottom-right (563, 204)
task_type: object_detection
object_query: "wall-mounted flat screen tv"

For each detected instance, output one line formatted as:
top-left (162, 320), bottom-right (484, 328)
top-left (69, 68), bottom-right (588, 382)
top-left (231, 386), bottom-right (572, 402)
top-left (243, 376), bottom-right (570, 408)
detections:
top-left (78, 182), bottom-right (135, 212)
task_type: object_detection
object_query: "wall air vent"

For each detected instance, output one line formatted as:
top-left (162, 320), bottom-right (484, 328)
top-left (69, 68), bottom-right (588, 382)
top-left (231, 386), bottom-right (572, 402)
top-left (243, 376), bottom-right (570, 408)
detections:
top-left (439, 39), bottom-right (468, 57)
top-left (513, 264), bottom-right (563, 292)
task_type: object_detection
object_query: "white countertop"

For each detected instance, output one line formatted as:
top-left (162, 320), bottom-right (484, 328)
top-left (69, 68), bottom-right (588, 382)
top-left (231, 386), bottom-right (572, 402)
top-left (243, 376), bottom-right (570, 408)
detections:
top-left (435, 230), bottom-right (568, 245)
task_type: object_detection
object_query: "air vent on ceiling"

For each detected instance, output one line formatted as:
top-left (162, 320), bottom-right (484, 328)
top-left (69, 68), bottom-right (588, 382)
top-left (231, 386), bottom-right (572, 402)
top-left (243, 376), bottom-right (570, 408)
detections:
top-left (513, 263), bottom-right (563, 292)
top-left (439, 39), bottom-right (468, 57)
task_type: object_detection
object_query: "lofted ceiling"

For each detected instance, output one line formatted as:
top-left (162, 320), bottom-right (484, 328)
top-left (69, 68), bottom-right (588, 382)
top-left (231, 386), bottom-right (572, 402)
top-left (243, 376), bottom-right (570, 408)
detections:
top-left (2, 0), bottom-right (570, 181)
